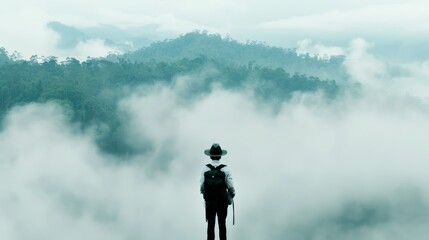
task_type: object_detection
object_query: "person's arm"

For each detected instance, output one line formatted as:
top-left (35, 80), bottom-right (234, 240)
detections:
top-left (225, 168), bottom-right (235, 196)
top-left (200, 167), bottom-right (206, 194)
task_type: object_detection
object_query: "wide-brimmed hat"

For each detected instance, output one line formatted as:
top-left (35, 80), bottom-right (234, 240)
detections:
top-left (204, 143), bottom-right (228, 156)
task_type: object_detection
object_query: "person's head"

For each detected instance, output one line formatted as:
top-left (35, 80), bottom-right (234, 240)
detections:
top-left (204, 143), bottom-right (227, 160)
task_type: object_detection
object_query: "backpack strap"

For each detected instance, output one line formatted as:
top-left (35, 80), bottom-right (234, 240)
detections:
top-left (216, 164), bottom-right (226, 170)
top-left (206, 164), bottom-right (227, 171)
top-left (206, 164), bottom-right (215, 170)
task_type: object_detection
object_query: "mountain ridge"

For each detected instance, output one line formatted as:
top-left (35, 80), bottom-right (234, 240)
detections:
top-left (118, 31), bottom-right (347, 81)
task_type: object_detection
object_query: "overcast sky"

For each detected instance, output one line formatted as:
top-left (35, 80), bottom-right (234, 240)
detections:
top-left (1, 0), bottom-right (429, 59)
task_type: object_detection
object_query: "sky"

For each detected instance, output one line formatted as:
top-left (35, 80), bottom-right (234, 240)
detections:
top-left (1, 0), bottom-right (429, 60)
top-left (2, 1), bottom-right (429, 239)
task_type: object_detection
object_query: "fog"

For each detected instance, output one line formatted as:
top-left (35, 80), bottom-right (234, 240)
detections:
top-left (1, 38), bottom-right (429, 239)
top-left (2, 0), bottom-right (429, 60)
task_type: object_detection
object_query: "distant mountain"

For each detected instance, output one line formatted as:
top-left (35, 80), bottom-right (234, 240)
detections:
top-left (47, 21), bottom-right (156, 51)
top-left (121, 31), bottom-right (347, 81)
top-left (47, 22), bottom-right (89, 49)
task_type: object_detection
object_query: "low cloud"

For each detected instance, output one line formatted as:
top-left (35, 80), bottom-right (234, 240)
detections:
top-left (116, 65), bottom-right (429, 239)
top-left (0, 103), bottom-right (205, 239)
top-left (343, 38), bottom-right (387, 88)
top-left (2, 41), bottom-right (429, 240)
top-left (297, 39), bottom-right (345, 59)
top-left (344, 38), bottom-right (429, 100)
top-left (63, 39), bottom-right (121, 60)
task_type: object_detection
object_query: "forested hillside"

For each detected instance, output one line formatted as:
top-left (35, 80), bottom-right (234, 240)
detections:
top-left (121, 31), bottom-right (347, 80)
top-left (0, 37), bottom-right (340, 156)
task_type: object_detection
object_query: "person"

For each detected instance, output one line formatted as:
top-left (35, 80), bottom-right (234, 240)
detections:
top-left (200, 143), bottom-right (235, 240)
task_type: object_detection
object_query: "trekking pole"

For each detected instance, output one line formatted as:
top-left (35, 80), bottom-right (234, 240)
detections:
top-left (232, 200), bottom-right (235, 225)
top-left (204, 202), bottom-right (207, 222)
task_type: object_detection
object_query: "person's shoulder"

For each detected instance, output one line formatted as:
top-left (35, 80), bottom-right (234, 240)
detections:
top-left (220, 164), bottom-right (231, 172)
top-left (202, 164), bottom-right (211, 172)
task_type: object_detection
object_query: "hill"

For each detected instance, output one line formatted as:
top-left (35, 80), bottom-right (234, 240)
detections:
top-left (0, 55), bottom-right (339, 156)
top-left (120, 31), bottom-right (347, 81)
top-left (47, 21), bottom-right (154, 52)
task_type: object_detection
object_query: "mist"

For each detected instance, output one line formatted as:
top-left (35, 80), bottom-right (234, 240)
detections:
top-left (2, 0), bottom-right (429, 61)
top-left (1, 39), bottom-right (429, 240)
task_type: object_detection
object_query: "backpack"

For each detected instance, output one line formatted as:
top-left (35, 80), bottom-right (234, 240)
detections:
top-left (203, 164), bottom-right (227, 204)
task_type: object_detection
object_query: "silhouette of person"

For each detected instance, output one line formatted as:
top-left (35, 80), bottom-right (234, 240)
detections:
top-left (200, 143), bottom-right (235, 240)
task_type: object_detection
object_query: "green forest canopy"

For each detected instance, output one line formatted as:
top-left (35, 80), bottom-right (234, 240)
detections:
top-left (0, 33), bottom-right (341, 156)
top-left (120, 31), bottom-right (347, 81)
